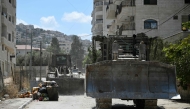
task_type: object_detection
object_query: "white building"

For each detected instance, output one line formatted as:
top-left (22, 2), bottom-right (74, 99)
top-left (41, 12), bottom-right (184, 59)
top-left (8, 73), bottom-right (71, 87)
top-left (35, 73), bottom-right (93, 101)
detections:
top-left (0, 0), bottom-right (17, 77)
top-left (59, 41), bottom-right (72, 54)
top-left (16, 45), bottom-right (46, 56)
top-left (92, 0), bottom-right (190, 38)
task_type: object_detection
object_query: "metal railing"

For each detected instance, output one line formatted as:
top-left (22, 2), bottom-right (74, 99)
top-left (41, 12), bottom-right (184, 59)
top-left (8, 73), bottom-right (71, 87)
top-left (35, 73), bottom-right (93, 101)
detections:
top-left (96, 19), bottom-right (103, 23)
top-left (95, 1), bottom-right (103, 6)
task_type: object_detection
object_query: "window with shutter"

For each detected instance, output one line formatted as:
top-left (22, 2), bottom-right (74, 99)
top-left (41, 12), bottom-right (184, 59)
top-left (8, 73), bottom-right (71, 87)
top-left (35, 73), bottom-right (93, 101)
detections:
top-left (144, 0), bottom-right (157, 5)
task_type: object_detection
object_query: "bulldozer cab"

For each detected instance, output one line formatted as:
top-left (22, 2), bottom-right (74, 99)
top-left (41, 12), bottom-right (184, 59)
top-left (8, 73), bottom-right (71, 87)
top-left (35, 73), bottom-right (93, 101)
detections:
top-left (92, 34), bottom-right (150, 61)
top-left (51, 54), bottom-right (72, 67)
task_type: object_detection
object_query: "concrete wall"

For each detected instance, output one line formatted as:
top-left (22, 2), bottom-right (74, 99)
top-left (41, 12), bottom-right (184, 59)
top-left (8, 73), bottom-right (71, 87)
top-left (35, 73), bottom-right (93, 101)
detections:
top-left (15, 66), bottom-right (48, 78)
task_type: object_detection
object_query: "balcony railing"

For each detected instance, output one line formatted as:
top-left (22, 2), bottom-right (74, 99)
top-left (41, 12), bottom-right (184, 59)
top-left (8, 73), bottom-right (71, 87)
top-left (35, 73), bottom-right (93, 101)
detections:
top-left (96, 19), bottom-right (103, 24)
top-left (121, 0), bottom-right (135, 7)
top-left (122, 22), bottom-right (135, 30)
top-left (1, 37), bottom-right (15, 53)
top-left (95, 1), bottom-right (103, 6)
top-left (118, 22), bottom-right (135, 35)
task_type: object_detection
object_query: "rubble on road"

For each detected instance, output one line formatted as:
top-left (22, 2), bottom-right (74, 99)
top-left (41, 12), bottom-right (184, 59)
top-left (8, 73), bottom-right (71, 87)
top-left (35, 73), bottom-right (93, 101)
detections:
top-left (18, 91), bottom-right (32, 98)
top-left (32, 81), bottom-right (59, 101)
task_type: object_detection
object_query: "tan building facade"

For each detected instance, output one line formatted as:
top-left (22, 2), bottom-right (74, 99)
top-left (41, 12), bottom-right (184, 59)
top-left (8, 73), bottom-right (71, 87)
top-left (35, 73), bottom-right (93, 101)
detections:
top-left (0, 0), bottom-right (16, 77)
top-left (92, 0), bottom-right (190, 38)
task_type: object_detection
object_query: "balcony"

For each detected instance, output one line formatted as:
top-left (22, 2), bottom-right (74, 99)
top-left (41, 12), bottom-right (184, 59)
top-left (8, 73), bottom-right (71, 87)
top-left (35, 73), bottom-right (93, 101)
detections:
top-left (117, 15), bottom-right (135, 24)
top-left (116, 1), bottom-right (135, 22)
top-left (106, 4), bottom-right (116, 19)
top-left (1, 14), bottom-right (16, 31)
top-left (95, 1), bottom-right (103, 7)
top-left (113, 0), bottom-right (122, 5)
top-left (1, 15), bottom-right (9, 25)
top-left (108, 20), bottom-right (117, 35)
top-left (95, 25), bottom-right (103, 31)
top-left (1, 37), bottom-right (15, 53)
top-left (95, 19), bottom-right (103, 24)
top-left (118, 22), bottom-right (135, 35)
top-left (1, 0), bottom-right (6, 7)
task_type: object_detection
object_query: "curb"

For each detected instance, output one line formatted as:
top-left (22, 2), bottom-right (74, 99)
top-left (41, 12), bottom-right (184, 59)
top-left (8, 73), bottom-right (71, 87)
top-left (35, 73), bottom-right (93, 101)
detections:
top-left (18, 99), bottom-right (33, 109)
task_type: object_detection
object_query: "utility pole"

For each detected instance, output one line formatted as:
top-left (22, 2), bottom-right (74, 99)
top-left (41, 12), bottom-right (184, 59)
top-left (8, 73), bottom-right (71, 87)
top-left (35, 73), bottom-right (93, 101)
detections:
top-left (29, 30), bottom-right (32, 80)
top-left (40, 41), bottom-right (42, 81)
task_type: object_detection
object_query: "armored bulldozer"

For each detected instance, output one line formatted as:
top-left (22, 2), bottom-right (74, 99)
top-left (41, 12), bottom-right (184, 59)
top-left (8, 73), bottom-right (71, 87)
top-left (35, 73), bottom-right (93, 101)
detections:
top-left (85, 35), bottom-right (180, 109)
top-left (47, 54), bottom-right (72, 79)
top-left (47, 54), bottom-right (84, 95)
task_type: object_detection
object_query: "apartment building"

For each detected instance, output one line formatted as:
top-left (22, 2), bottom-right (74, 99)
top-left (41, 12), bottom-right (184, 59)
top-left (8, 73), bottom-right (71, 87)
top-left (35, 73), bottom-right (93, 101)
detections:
top-left (0, 0), bottom-right (16, 77)
top-left (92, 0), bottom-right (190, 38)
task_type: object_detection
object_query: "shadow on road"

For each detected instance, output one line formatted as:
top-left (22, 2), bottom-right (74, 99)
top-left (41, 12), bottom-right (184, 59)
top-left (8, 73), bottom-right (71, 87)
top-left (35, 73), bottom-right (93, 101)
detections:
top-left (92, 105), bottom-right (164, 109)
top-left (92, 104), bottom-right (136, 109)
top-left (112, 104), bottom-right (136, 109)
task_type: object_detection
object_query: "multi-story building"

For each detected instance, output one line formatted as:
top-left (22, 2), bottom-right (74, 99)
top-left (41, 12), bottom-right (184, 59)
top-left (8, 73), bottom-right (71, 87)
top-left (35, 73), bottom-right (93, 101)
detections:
top-left (0, 0), bottom-right (16, 77)
top-left (92, 0), bottom-right (190, 38)
top-left (59, 41), bottom-right (72, 54)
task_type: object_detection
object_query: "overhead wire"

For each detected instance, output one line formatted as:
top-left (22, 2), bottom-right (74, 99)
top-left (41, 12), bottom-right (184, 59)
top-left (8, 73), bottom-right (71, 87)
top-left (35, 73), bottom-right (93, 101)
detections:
top-left (64, 0), bottom-right (92, 36)
top-left (90, 1), bottom-right (190, 39)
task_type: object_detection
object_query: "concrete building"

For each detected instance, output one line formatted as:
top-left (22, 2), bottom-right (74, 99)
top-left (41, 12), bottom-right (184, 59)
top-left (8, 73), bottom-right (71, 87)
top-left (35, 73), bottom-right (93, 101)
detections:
top-left (59, 41), bottom-right (72, 54)
top-left (92, 0), bottom-right (190, 38)
top-left (16, 45), bottom-right (46, 56)
top-left (0, 0), bottom-right (17, 77)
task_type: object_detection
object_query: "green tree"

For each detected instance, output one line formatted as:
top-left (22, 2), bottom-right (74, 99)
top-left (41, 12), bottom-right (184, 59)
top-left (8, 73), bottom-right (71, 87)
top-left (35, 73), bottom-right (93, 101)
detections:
top-left (16, 56), bottom-right (25, 66)
top-left (163, 35), bottom-right (190, 89)
top-left (182, 21), bottom-right (190, 30)
top-left (70, 35), bottom-right (84, 65)
top-left (49, 37), bottom-right (61, 54)
top-left (16, 51), bottom-right (49, 66)
top-left (82, 47), bottom-right (102, 66)
top-left (149, 38), bottom-right (169, 62)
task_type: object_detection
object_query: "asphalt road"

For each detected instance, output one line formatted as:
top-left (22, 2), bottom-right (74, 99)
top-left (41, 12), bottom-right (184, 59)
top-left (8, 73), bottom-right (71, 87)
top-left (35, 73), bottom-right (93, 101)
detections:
top-left (24, 95), bottom-right (190, 109)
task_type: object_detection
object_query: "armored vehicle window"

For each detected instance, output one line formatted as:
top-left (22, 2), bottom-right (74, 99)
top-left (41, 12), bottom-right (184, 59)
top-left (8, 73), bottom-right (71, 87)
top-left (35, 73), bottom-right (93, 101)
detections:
top-left (56, 56), bottom-right (67, 65)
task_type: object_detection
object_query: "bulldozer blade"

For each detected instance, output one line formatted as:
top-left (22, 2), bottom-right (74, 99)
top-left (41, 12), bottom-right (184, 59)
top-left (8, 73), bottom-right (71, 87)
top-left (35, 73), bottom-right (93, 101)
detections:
top-left (47, 78), bottom-right (84, 95)
top-left (85, 60), bottom-right (180, 99)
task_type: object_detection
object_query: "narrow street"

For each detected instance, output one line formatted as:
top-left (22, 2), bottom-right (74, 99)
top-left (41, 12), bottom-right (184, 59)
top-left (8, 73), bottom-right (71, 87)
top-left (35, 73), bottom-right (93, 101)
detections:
top-left (24, 95), bottom-right (190, 109)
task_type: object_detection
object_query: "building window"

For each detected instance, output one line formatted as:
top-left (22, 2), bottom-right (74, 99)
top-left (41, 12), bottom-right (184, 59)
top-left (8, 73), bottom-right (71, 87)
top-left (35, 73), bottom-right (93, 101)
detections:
top-left (185, 0), bottom-right (190, 4)
top-left (144, 19), bottom-right (158, 29)
top-left (2, 45), bottom-right (4, 51)
top-left (8, 33), bottom-right (11, 41)
top-left (173, 15), bottom-right (178, 20)
top-left (144, 0), bottom-right (157, 5)
top-left (9, 16), bottom-right (11, 22)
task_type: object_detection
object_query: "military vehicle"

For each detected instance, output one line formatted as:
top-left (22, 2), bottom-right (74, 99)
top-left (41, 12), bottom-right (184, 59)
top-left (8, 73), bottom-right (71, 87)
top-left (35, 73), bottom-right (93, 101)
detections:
top-left (85, 35), bottom-right (180, 109)
top-left (47, 54), bottom-right (84, 95)
top-left (46, 54), bottom-right (72, 79)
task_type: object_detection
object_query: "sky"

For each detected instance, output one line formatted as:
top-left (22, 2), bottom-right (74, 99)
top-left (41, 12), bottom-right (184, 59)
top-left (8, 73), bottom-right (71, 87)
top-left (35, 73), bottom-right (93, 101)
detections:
top-left (16, 0), bottom-right (93, 40)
